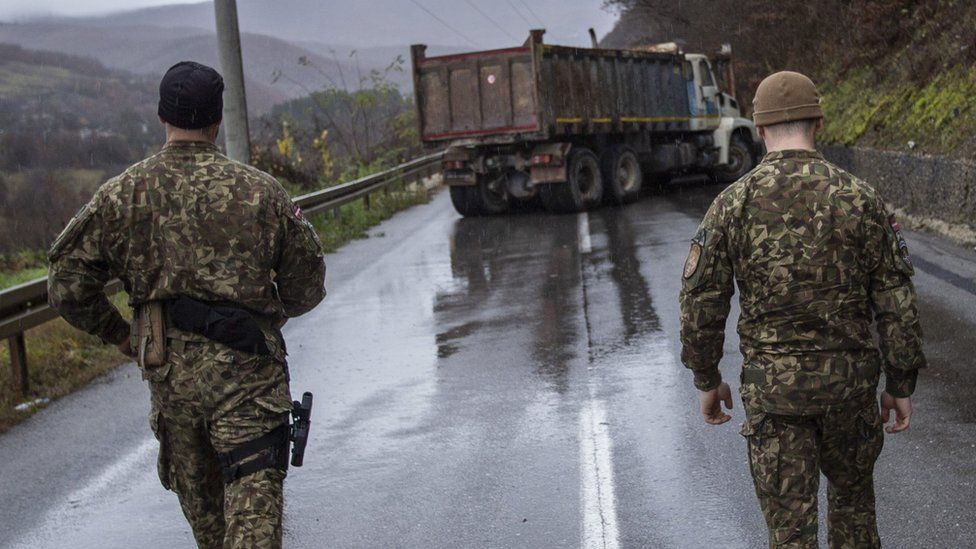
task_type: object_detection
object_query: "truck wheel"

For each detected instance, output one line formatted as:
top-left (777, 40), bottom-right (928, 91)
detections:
top-left (449, 185), bottom-right (484, 216)
top-left (601, 145), bottom-right (642, 205)
top-left (448, 174), bottom-right (509, 216)
top-left (714, 134), bottom-right (756, 184)
top-left (540, 148), bottom-right (603, 213)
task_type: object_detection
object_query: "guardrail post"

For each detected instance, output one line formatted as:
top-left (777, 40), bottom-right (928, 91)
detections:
top-left (363, 194), bottom-right (371, 210)
top-left (8, 332), bottom-right (29, 396)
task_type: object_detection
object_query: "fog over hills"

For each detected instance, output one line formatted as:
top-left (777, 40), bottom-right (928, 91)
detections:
top-left (0, 20), bottom-right (425, 113)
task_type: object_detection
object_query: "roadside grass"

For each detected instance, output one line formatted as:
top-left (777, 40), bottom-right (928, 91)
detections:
top-left (0, 294), bottom-right (131, 432)
top-left (0, 267), bottom-right (48, 291)
top-left (0, 249), bottom-right (48, 290)
top-left (0, 182), bottom-right (435, 433)
top-left (309, 182), bottom-right (435, 253)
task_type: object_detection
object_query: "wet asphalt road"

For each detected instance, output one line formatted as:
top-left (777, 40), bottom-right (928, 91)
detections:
top-left (1, 183), bottom-right (975, 548)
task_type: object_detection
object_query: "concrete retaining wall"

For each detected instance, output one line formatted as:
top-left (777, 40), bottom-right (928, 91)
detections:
top-left (822, 146), bottom-right (975, 232)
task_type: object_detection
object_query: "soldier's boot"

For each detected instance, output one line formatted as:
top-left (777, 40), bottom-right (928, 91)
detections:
top-left (742, 410), bottom-right (820, 548)
top-left (153, 412), bottom-right (228, 549)
top-left (820, 400), bottom-right (884, 549)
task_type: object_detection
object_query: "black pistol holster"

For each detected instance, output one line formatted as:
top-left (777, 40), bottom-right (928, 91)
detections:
top-left (217, 392), bottom-right (314, 484)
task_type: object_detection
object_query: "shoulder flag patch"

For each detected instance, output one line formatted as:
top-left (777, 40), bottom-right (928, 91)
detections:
top-left (889, 214), bottom-right (912, 268)
top-left (683, 230), bottom-right (706, 279)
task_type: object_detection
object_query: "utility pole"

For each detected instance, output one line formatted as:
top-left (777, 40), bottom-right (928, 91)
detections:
top-left (214, 0), bottom-right (251, 163)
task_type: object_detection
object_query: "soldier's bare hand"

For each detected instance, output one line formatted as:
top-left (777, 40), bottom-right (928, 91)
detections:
top-left (699, 381), bottom-right (734, 425)
top-left (117, 339), bottom-right (135, 358)
top-left (880, 391), bottom-right (912, 433)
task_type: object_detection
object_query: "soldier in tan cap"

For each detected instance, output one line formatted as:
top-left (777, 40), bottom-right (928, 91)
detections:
top-left (679, 70), bottom-right (925, 548)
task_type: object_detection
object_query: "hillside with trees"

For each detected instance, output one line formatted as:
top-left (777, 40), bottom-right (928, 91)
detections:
top-left (0, 44), bottom-right (160, 254)
top-left (603, 0), bottom-right (976, 158)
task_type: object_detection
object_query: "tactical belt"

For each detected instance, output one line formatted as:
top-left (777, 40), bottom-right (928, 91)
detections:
top-left (167, 295), bottom-right (271, 356)
top-left (741, 363), bottom-right (881, 386)
top-left (217, 423), bottom-right (290, 484)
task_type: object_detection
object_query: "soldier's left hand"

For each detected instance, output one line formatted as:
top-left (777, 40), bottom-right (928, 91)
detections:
top-left (880, 391), bottom-right (913, 434)
top-left (698, 381), bottom-right (734, 425)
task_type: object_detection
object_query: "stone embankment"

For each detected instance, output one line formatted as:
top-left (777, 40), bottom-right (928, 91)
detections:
top-left (824, 146), bottom-right (976, 246)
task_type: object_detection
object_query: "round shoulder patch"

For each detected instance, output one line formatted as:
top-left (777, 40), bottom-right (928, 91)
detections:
top-left (683, 242), bottom-right (702, 279)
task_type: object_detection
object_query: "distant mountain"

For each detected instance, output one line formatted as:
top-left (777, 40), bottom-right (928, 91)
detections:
top-left (0, 21), bottom-right (416, 113)
top-left (0, 19), bottom-right (470, 113)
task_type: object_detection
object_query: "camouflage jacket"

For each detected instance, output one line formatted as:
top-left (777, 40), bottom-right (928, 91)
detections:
top-left (679, 149), bottom-right (925, 414)
top-left (48, 141), bottom-right (327, 358)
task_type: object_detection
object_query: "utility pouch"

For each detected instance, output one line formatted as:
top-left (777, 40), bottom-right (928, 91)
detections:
top-left (137, 302), bottom-right (168, 368)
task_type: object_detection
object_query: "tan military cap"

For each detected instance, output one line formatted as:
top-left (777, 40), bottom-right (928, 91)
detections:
top-left (752, 71), bottom-right (823, 126)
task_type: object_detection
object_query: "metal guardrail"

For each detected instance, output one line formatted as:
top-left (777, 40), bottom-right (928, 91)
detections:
top-left (1, 151), bottom-right (444, 395)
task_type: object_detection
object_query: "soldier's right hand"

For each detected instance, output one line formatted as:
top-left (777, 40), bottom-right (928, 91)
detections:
top-left (698, 381), bottom-right (734, 425)
top-left (880, 391), bottom-right (913, 434)
top-left (117, 339), bottom-right (136, 358)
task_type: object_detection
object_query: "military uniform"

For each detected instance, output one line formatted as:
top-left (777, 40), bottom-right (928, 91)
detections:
top-left (679, 149), bottom-right (925, 548)
top-left (48, 140), bottom-right (326, 548)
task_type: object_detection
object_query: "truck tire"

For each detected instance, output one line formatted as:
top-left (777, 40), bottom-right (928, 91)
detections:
top-left (449, 185), bottom-right (484, 216)
top-left (448, 174), bottom-right (509, 216)
top-left (539, 148), bottom-right (603, 213)
top-left (601, 145), bottom-right (642, 205)
top-left (714, 134), bottom-right (756, 184)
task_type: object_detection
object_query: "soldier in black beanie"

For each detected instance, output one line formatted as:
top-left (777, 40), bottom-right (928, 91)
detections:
top-left (158, 61), bottom-right (225, 132)
top-left (50, 58), bottom-right (326, 548)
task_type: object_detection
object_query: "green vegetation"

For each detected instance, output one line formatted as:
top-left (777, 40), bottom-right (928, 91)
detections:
top-left (821, 60), bottom-right (976, 155)
top-left (0, 62), bottom-right (75, 95)
top-left (0, 250), bottom-right (47, 290)
top-left (310, 183), bottom-right (434, 253)
top-left (0, 267), bottom-right (47, 290)
top-left (607, 0), bottom-right (976, 158)
top-left (254, 53), bottom-right (420, 189)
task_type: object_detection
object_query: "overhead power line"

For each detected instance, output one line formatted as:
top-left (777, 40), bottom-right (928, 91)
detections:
top-left (407, 0), bottom-right (480, 48)
top-left (464, 0), bottom-right (518, 42)
top-left (505, 0), bottom-right (534, 28)
top-left (518, 0), bottom-right (547, 27)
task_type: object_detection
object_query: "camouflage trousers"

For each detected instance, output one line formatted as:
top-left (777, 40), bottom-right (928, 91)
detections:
top-left (145, 338), bottom-right (293, 549)
top-left (741, 397), bottom-right (884, 549)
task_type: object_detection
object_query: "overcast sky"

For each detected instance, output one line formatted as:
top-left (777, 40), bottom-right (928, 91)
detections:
top-left (0, 1), bottom-right (618, 44)
top-left (0, 0), bottom-right (204, 19)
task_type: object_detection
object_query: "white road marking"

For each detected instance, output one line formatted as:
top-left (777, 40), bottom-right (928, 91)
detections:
top-left (578, 211), bottom-right (592, 254)
top-left (577, 208), bottom-right (619, 548)
top-left (580, 398), bottom-right (620, 549)
top-left (11, 437), bottom-right (156, 548)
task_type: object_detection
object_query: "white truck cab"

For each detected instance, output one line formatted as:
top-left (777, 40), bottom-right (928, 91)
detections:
top-left (686, 52), bottom-right (761, 169)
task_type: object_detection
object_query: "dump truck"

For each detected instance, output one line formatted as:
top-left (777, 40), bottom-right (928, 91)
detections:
top-left (410, 30), bottom-right (761, 216)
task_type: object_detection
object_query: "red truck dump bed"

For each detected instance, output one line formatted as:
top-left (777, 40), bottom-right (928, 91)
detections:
top-left (411, 30), bottom-right (694, 146)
